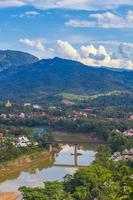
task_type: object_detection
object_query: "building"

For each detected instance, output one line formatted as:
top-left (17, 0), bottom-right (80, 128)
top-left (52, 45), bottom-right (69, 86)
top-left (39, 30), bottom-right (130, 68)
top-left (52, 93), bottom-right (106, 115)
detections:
top-left (62, 99), bottom-right (75, 105)
top-left (84, 108), bottom-right (93, 113)
top-left (19, 113), bottom-right (25, 118)
top-left (24, 103), bottom-right (31, 107)
top-left (33, 104), bottom-right (42, 109)
top-left (16, 136), bottom-right (32, 147)
top-left (5, 100), bottom-right (12, 108)
top-left (0, 133), bottom-right (4, 140)
top-left (123, 129), bottom-right (133, 137)
top-left (111, 149), bottom-right (133, 161)
top-left (0, 114), bottom-right (7, 119)
top-left (128, 114), bottom-right (133, 120)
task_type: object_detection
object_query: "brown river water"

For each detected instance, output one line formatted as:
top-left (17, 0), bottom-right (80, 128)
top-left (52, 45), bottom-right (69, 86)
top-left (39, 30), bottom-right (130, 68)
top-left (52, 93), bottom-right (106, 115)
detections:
top-left (0, 132), bottom-right (98, 193)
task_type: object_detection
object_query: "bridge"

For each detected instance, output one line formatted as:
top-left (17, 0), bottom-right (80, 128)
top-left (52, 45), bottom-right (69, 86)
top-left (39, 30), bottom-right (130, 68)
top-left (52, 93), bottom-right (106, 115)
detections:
top-left (53, 164), bottom-right (87, 168)
top-left (46, 140), bottom-right (107, 154)
top-left (45, 140), bottom-right (107, 145)
top-left (45, 140), bottom-right (106, 168)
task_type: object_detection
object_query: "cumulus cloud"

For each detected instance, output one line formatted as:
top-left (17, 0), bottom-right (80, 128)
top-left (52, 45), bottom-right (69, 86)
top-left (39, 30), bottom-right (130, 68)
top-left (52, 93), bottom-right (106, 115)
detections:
top-left (119, 43), bottom-right (133, 59)
top-left (57, 40), bottom-right (80, 60)
top-left (0, 0), bottom-right (133, 10)
top-left (66, 11), bottom-right (133, 28)
top-left (81, 45), bottom-right (111, 61)
top-left (19, 38), bottom-right (54, 58)
top-left (19, 38), bottom-right (133, 69)
top-left (20, 38), bottom-right (45, 51)
top-left (57, 40), bottom-right (133, 69)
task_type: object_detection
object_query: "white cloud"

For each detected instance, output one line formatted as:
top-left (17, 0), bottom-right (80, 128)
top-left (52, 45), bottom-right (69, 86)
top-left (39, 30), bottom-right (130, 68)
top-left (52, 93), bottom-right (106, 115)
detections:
top-left (18, 38), bottom-right (133, 69)
top-left (66, 11), bottom-right (133, 28)
top-left (0, 0), bottom-right (133, 10)
top-left (23, 0), bottom-right (133, 11)
top-left (119, 43), bottom-right (133, 59)
top-left (19, 11), bottom-right (40, 18)
top-left (0, 0), bottom-right (25, 8)
top-left (65, 20), bottom-right (95, 28)
top-left (19, 38), bottom-right (55, 58)
top-left (127, 10), bottom-right (133, 22)
top-left (20, 38), bottom-right (45, 51)
top-left (57, 40), bottom-right (133, 69)
top-left (57, 40), bottom-right (80, 60)
top-left (81, 45), bottom-right (111, 61)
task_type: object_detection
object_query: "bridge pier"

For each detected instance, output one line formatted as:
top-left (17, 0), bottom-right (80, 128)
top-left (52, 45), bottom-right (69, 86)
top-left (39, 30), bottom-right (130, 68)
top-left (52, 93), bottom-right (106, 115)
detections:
top-left (74, 144), bottom-right (78, 166)
top-left (74, 144), bottom-right (78, 157)
top-left (49, 144), bottom-right (53, 153)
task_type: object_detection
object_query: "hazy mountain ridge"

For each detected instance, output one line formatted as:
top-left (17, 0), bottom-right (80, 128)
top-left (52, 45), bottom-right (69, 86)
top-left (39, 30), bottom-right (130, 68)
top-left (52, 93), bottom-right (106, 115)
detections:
top-left (0, 56), bottom-right (133, 101)
top-left (0, 50), bottom-right (39, 72)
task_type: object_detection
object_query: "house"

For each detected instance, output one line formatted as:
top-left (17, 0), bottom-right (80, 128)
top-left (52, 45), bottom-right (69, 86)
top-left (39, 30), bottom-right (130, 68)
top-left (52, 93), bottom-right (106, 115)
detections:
top-left (123, 129), bottom-right (133, 137)
top-left (123, 148), bottom-right (133, 156)
top-left (62, 99), bottom-right (75, 105)
top-left (0, 133), bottom-right (4, 140)
top-left (24, 103), bottom-right (31, 107)
top-left (123, 149), bottom-right (133, 160)
top-left (111, 152), bottom-right (123, 161)
top-left (19, 113), bottom-right (25, 118)
top-left (16, 136), bottom-right (32, 147)
top-left (84, 108), bottom-right (93, 113)
top-left (128, 114), bottom-right (133, 120)
top-left (69, 111), bottom-right (88, 119)
top-left (8, 114), bottom-right (15, 118)
top-left (111, 149), bottom-right (133, 161)
top-left (33, 104), bottom-right (42, 109)
top-left (0, 114), bottom-right (7, 119)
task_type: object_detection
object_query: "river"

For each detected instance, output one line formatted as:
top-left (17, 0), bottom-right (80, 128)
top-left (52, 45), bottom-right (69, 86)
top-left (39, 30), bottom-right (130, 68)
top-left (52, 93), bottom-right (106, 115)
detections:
top-left (0, 133), bottom-right (98, 193)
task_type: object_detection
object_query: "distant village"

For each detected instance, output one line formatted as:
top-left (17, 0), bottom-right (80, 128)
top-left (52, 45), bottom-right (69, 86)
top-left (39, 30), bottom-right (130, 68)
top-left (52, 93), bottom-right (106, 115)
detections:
top-left (1, 100), bottom-right (133, 137)
top-left (0, 99), bottom-right (133, 162)
top-left (0, 100), bottom-right (94, 122)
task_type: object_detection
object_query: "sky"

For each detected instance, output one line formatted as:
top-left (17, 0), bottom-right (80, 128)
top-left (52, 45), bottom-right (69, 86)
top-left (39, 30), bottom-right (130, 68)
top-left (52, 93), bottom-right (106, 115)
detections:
top-left (0, 0), bottom-right (133, 69)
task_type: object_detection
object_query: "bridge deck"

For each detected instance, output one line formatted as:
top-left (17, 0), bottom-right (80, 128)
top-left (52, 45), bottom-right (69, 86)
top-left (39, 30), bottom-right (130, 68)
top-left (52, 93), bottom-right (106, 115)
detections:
top-left (54, 164), bottom-right (87, 168)
top-left (44, 140), bottom-right (107, 145)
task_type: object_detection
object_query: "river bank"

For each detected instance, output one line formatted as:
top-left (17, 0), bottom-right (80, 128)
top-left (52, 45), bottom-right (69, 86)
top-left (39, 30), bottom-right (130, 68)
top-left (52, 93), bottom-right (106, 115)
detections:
top-left (0, 148), bottom-right (59, 183)
top-left (52, 131), bottom-right (105, 143)
top-left (0, 192), bottom-right (16, 200)
top-left (0, 132), bottom-right (98, 194)
top-left (0, 192), bottom-right (20, 200)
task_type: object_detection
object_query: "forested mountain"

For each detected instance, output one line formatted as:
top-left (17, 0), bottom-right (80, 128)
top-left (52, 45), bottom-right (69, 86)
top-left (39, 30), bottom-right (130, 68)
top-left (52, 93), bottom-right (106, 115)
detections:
top-left (0, 57), bottom-right (133, 101)
top-left (0, 50), bottom-right (38, 72)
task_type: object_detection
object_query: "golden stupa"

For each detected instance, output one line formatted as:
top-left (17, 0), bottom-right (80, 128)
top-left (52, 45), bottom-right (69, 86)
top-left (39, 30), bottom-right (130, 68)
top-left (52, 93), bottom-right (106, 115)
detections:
top-left (5, 100), bottom-right (12, 108)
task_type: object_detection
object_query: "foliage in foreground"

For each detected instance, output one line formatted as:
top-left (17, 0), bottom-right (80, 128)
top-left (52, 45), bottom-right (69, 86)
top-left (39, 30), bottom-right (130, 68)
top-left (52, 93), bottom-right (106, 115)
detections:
top-left (19, 160), bottom-right (133, 200)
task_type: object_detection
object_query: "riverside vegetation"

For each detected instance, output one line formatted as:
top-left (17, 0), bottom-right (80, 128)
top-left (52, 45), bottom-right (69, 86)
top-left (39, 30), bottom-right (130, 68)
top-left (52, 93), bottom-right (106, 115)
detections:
top-left (19, 146), bottom-right (133, 200)
top-left (0, 93), bottom-right (133, 199)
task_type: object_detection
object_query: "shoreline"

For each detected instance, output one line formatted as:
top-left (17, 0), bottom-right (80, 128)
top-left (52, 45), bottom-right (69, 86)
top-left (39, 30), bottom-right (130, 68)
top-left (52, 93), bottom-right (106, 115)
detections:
top-left (52, 130), bottom-right (105, 143)
top-left (0, 148), bottom-right (59, 184)
top-left (0, 192), bottom-right (19, 200)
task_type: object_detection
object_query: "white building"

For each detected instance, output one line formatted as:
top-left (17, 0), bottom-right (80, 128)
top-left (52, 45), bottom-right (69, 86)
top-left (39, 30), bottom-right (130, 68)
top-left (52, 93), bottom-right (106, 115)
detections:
top-left (24, 103), bottom-right (31, 107)
top-left (17, 136), bottom-right (32, 147)
top-left (33, 104), bottom-right (42, 109)
top-left (19, 113), bottom-right (25, 118)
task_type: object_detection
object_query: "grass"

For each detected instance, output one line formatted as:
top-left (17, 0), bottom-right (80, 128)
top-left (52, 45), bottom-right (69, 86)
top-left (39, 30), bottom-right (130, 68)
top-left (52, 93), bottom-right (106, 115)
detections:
top-left (57, 91), bottom-right (123, 101)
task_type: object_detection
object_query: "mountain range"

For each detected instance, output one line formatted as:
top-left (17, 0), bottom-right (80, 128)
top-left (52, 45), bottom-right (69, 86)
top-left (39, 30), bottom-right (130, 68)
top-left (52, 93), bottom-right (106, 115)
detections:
top-left (0, 50), bottom-right (133, 101)
top-left (0, 50), bottom-right (38, 72)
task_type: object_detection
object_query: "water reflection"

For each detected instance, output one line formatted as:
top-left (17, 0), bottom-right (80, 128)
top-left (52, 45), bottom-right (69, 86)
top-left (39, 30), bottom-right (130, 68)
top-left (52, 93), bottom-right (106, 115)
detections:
top-left (0, 144), bottom-right (96, 192)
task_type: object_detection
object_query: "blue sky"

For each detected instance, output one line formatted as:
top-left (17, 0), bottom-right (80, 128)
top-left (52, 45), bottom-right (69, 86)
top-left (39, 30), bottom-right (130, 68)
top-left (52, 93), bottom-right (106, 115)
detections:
top-left (0, 0), bottom-right (133, 68)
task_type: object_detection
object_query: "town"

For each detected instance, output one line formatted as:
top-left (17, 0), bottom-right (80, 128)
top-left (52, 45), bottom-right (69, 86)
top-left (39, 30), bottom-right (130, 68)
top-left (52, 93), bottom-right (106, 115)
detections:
top-left (0, 98), bottom-right (133, 163)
